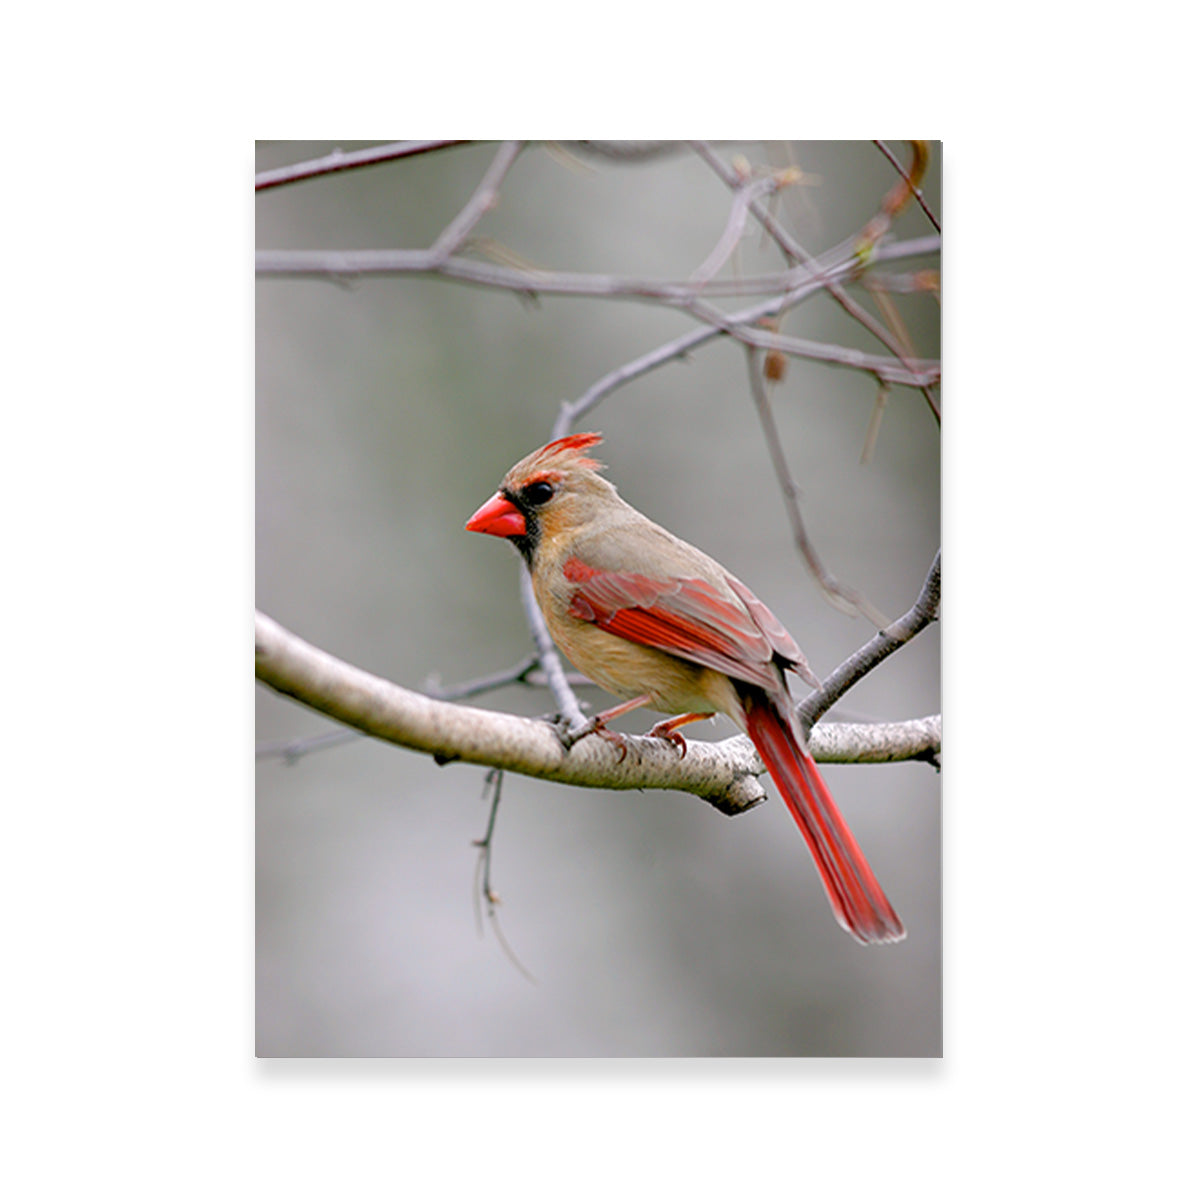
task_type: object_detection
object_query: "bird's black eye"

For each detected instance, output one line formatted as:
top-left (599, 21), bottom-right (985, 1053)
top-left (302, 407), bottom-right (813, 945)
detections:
top-left (522, 480), bottom-right (555, 507)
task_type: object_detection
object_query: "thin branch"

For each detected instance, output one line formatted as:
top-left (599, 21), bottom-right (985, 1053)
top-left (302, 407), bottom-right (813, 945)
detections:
top-left (255, 611), bottom-right (939, 814)
top-left (861, 381), bottom-right (891, 464)
top-left (519, 567), bottom-right (588, 729)
top-left (690, 175), bottom-right (781, 287)
top-left (255, 140), bottom-right (469, 192)
top-left (474, 769), bottom-right (504, 912)
top-left (424, 653), bottom-right (541, 701)
top-left (689, 299), bottom-right (940, 389)
top-left (743, 347), bottom-right (891, 627)
top-left (691, 143), bottom-right (941, 424)
top-left (254, 248), bottom-right (816, 298)
top-left (472, 768), bottom-right (537, 982)
top-left (256, 652), bottom-right (600, 763)
top-left (799, 550), bottom-right (941, 731)
top-left (256, 728), bottom-right (361, 764)
top-left (873, 140), bottom-right (941, 233)
top-left (552, 236), bottom-right (940, 436)
top-left (255, 234), bottom-right (940, 305)
top-left (854, 269), bottom-right (941, 297)
top-left (428, 141), bottom-right (524, 263)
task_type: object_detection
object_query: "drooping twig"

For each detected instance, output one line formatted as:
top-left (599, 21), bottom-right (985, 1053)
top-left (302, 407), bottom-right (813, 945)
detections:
top-left (861, 382), bottom-right (891, 464)
top-left (255, 140), bottom-right (468, 192)
top-left (472, 768), bottom-right (537, 982)
top-left (690, 174), bottom-right (782, 287)
top-left (743, 347), bottom-right (891, 627)
top-left (799, 550), bottom-right (941, 732)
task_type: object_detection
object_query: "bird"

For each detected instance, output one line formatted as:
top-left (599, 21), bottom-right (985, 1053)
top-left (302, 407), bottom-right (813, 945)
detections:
top-left (465, 432), bottom-right (904, 945)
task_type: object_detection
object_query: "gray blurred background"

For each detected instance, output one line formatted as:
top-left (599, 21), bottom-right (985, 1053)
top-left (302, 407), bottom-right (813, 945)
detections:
top-left (256, 141), bottom-right (941, 1057)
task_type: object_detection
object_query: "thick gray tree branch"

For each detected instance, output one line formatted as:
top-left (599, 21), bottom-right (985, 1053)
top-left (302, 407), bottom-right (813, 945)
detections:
top-left (806, 715), bottom-right (941, 764)
top-left (255, 611), bottom-right (940, 816)
top-left (255, 610), bottom-right (767, 813)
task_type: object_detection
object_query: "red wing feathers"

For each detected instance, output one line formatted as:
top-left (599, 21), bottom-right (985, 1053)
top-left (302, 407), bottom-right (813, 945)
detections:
top-left (724, 575), bottom-right (802, 665)
top-left (564, 558), bottom-right (782, 693)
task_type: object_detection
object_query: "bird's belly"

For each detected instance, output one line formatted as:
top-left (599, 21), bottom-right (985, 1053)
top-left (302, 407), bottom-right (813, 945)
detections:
top-left (549, 614), bottom-right (738, 717)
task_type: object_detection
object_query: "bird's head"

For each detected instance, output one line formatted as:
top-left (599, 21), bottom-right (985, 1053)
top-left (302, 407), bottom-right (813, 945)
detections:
top-left (465, 432), bottom-right (615, 564)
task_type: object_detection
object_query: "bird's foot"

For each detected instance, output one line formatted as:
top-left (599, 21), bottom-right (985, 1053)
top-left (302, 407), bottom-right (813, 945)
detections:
top-left (590, 724), bottom-right (630, 763)
top-left (555, 693), bottom-right (653, 759)
top-left (646, 712), bottom-right (714, 759)
top-left (555, 713), bottom-right (629, 762)
top-left (647, 720), bottom-right (688, 758)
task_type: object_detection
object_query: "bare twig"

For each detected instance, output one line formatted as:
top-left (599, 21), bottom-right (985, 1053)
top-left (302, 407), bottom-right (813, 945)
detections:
top-left (861, 382), bottom-right (891, 464)
top-left (472, 768), bottom-right (537, 982)
top-left (691, 175), bottom-right (781, 287)
top-left (255, 234), bottom-right (940, 304)
top-left (873, 140), bottom-right (941, 234)
top-left (799, 550), bottom-right (941, 732)
top-left (474, 769), bottom-right (504, 915)
top-left (854, 269), bottom-right (941, 297)
top-left (552, 236), bottom-right (940, 435)
top-left (519, 568), bottom-right (588, 730)
top-left (687, 297), bottom-right (940, 390)
top-left (424, 654), bottom-right (540, 701)
top-left (743, 347), bottom-right (891, 626)
top-left (255, 140), bottom-right (468, 192)
top-left (256, 652), bottom-right (599, 763)
top-left (428, 141), bottom-right (524, 263)
top-left (255, 728), bottom-right (362, 763)
top-left (691, 143), bottom-right (941, 424)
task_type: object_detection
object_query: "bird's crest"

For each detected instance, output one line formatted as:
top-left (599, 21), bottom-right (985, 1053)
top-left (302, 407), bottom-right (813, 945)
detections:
top-left (527, 432), bottom-right (605, 473)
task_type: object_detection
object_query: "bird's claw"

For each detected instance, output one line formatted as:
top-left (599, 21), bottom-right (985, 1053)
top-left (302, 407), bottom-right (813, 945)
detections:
top-left (555, 714), bottom-right (629, 762)
top-left (592, 726), bottom-right (629, 763)
top-left (648, 720), bottom-right (688, 758)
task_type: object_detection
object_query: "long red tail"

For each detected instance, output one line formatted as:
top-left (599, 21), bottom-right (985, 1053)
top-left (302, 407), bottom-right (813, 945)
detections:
top-left (743, 692), bottom-right (905, 945)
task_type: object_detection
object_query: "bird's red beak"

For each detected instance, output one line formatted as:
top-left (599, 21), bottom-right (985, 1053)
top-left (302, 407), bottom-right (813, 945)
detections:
top-left (465, 492), bottom-right (527, 538)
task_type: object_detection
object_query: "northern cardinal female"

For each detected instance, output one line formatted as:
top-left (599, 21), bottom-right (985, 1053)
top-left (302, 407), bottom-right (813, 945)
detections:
top-left (466, 433), bottom-right (904, 945)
